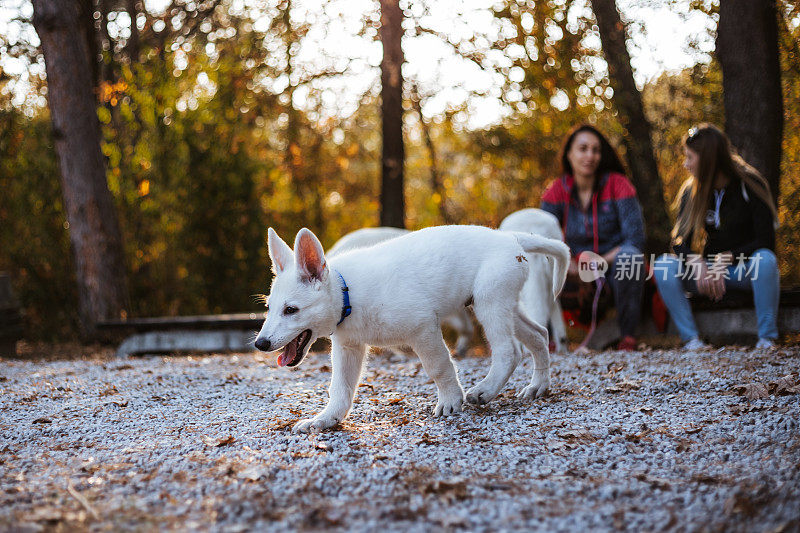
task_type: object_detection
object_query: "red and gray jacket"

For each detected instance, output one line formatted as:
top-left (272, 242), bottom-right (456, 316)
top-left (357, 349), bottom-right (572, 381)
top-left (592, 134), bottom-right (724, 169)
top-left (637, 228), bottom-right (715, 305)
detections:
top-left (540, 172), bottom-right (645, 256)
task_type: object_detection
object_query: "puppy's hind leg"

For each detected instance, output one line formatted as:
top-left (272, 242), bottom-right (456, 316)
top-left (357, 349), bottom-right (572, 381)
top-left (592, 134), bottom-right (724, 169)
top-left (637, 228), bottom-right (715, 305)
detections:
top-left (293, 340), bottom-right (366, 433)
top-left (412, 328), bottom-right (465, 416)
top-left (550, 300), bottom-right (568, 354)
top-left (514, 306), bottom-right (551, 399)
top-left (467, 300), bottom-right (523, 405)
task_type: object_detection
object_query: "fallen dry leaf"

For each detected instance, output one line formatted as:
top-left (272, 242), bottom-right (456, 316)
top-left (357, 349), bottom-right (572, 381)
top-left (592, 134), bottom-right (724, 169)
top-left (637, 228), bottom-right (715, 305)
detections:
top-left (734, 382), bottom-right (769, 400)
top-left (635, 472), bottom-right (671, 489)
top-left (32, 417), bottom-right (52, 424)
top-left (99, 384), bottom-right (118, 397)
top-left (605, 379), bottom-right (641, 393)
top-left (723, 484), bottom-right (774, 516)
top-left (202, 435), bottom-right (235, 447)
top-left (416, 434), bottom-right (439, 445)
top-left (692, 473), bottom-right (726, 485)
top-left (768, 375), bottom-right (800, 396)
top-left (729, 404), bottom-right (767, 415)
top-left (604, 361), bottom-right (626, 377)
top-left (423, 478), bottom-right (468, 503)
top-left (303, 506), bottom-right (344, 527)
top-left (625, 432), bottom-right (648, 443)
top-left (557, 429), bottom-right (597, 443)
top-left (273, 419), bottom-right (295, 431)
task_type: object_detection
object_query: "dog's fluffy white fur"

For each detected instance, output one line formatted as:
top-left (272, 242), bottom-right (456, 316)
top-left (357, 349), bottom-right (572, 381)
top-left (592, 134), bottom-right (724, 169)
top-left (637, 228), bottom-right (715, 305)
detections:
top-left (327, 226), bottom-right (474, 357)
top-left (255, 225), bottom-right (569, 433)
top-left (499, 208), bottom-right (569, 353)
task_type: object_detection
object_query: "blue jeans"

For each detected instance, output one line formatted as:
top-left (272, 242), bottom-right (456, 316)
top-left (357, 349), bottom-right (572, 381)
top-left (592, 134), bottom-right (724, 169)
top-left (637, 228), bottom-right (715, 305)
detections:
top-left (653, 249), bottom-right (779, 341)
top-left (606, 244), bottom-right (645, 338)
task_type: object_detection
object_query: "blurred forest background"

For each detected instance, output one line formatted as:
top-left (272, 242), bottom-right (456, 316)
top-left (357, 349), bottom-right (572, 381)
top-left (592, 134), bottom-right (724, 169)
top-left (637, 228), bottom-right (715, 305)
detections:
top-left (1, 0), bottom-right (798, 340)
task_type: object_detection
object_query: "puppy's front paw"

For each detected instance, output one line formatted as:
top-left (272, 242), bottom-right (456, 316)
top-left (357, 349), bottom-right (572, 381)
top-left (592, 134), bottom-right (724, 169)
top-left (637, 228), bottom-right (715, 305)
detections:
top-left (292, 416), bottom-right (338, 433)
top-left (433, 396), bottom-right (463, 417)
top-left (465, 383), bottom-right (499, 405)
top-left (516, 373), bottom-right (550, 400)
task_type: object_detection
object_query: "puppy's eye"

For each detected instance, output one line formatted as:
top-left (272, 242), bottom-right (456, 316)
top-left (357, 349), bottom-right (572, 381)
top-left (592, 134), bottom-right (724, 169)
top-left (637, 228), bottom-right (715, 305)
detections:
top-left (283, 306), bottom-right (298, 315)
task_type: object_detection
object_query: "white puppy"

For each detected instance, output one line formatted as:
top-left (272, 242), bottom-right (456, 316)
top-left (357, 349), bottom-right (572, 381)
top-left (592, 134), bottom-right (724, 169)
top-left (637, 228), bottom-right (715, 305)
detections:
top-left (327, 227), bottom-right (474, 357)
top-left (255, 225), bottom-right (569, 433)
top-left (499, 208), bottom-right (569, 353)
top-left (327, 227), bottom-right (409, 257)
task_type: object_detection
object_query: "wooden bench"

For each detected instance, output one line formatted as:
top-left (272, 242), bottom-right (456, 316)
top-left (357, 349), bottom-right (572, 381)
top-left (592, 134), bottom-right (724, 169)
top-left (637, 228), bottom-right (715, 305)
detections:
top-left (586, 288), bottom-right (800, 349)
top-left (0, 273), bottom-right (23, 357)
top-left (97, 312), bottom-right (267, 358)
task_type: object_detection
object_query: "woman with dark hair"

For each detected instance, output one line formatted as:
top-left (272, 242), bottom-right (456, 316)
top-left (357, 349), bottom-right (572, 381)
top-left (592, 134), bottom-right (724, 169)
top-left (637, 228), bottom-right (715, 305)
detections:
top-left (541, 124), bottom-right (646, 351)
top-left (654, 123), bottom-right (780, 350)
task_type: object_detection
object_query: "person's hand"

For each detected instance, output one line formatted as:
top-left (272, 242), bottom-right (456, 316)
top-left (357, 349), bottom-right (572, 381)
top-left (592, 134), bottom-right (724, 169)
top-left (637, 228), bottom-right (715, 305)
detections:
top-left (707, 276), bottom-right (726, 301)
top-left (695, 260), bottom-right (727, 301)
top-left (709, 252), bottom-right (732, 301)
top-left (692, 259), bottom-right (714, 298)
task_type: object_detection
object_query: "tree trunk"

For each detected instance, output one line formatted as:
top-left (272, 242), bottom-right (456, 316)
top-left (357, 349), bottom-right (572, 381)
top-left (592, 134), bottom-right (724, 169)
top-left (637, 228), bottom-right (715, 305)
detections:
top-left (80, 0), bottom-right (100, 88)
top-left (32, 0), bottom-right (129, 338)
top-left (590, 0), bottom-right (671, 254)
top-left (379, 0), bottom-right (405, 228)
top-left (126, 0), bottom-right (140, 63)
top-left (717, 0), bottom-right (783, 203)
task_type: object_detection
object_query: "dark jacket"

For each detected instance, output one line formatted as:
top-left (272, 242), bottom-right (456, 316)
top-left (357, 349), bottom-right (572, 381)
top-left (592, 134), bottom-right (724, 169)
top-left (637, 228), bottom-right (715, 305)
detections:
top-left (672, 178), bottom-right (775, 259)
top-left (541, 172), bottom-right (646, 256)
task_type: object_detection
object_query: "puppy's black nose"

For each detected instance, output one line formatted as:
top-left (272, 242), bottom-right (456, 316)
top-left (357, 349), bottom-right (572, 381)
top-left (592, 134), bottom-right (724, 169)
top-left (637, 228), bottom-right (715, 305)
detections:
top-left (254, 338), bottom-right (271, 352)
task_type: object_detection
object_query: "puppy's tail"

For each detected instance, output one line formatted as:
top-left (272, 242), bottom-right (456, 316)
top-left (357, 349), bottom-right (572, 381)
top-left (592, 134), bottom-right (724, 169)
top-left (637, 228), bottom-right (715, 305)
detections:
top-left (512, 232), bottom-right (571, 300)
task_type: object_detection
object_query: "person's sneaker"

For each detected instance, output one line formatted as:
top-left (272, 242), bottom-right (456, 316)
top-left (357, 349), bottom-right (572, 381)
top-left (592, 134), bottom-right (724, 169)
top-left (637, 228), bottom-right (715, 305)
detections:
top-left (616, 335), bottom-right (637, 351)
top-left (755, 338), bottom-right (776, 349)
top-left (684, 338), bottom-right (709, 351)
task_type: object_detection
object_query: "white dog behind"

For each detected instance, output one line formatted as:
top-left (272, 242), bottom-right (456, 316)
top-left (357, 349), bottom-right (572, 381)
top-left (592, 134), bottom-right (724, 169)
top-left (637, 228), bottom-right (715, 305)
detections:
top-left (327, 227), bottom-right (408, 257)
top-left (255, 225), bottom-right (569, 433)
top-left (327, 226), bottom-right (474, 357)
top-left (499, 208), bottom-right (569, 353)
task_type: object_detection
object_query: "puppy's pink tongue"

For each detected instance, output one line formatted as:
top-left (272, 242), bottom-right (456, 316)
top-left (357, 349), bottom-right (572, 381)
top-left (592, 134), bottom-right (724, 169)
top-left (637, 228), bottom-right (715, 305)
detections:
top-left (278, 338), bottom-right (297, 367)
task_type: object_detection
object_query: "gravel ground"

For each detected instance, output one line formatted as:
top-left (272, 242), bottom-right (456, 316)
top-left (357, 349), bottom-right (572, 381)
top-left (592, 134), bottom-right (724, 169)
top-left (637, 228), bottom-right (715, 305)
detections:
top-left (1, 344), bottom-right (799, 532)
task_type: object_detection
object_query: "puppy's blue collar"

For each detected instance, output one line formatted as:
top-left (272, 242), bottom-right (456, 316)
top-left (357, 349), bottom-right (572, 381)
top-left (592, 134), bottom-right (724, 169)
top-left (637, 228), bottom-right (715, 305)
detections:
top-left (335, 270), bottom-right (351, 325)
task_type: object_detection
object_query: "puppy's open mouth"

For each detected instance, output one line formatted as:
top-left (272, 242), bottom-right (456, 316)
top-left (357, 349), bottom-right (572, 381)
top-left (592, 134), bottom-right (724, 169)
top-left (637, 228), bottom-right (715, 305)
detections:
top-left (278, 329), bottom-right (312, 367)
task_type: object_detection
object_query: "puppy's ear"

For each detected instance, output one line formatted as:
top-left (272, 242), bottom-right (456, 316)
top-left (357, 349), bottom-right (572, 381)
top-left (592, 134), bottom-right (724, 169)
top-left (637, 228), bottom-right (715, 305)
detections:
top-left (268, 227), bottom-right (293, 275)
top-left (294, 228), bottom-right (328, 283)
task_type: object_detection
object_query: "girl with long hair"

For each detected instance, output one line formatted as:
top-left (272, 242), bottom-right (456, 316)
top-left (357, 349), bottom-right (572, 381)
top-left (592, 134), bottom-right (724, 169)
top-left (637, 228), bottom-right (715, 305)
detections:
top-left (654, 123), bottom-right (780, 349)
top-left (541, 124), bottom-right (646, 351)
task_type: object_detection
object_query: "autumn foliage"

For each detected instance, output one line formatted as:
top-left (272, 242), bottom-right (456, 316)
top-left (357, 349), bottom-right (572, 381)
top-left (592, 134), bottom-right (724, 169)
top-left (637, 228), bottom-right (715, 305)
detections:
top-left (0, 0), bottom-right (798, 339)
